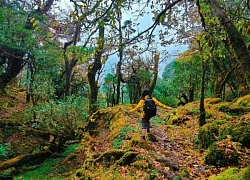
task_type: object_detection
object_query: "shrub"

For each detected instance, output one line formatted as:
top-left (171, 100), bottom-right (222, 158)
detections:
top-left (19, 95), bottom-right (89, 137)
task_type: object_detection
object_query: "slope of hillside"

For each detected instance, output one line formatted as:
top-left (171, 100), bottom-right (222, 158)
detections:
top-left (65, 99), bottom-right (250, 180)
top-left (1, 90), bottom-right (250, 179)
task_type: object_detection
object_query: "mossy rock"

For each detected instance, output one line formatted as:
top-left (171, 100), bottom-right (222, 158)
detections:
top-left (219, 120), bottom-right (250, 148)
top-left (215, 102), bottom-right (245, 115)
top-left (177, 106), bottom-right (195, 116)
top-left (167, 114), bottom-right (179, 125)
top-left (233, 94), bottom-right (250, 107)
top-left (205, 98), bottom-right (223, 104)
top-left (130, 159), bottom-right (152, 170)
top-left (122, 135), bottom-right (151, 150)
top-left (198, 123), bottom-right (219, 149)
top-left (205, 144), bottom-right (238, 166)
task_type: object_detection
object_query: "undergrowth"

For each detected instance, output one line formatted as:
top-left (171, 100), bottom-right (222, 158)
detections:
top-left (14, 143), bottom-right (79, 180)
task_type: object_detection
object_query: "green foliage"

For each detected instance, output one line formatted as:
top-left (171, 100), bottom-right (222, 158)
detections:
top-left (102, 73), bottom-right (117, 106)
top-left (15, 159), bottom-right (59, 180)
top-left (15, 143), bottom-right (79, 180)
top-left (0, 6), bottom-right (34, 50)
top-left (151, 116), bottom-right (165, 125)
top-left (60, 143), bottom-right (79, 156)
top-left (113, 126), bottom-right (134, 149)
top-left (153, 78), bottom-right (177, 107)
top-left (65, 46), bottom-right (95, 62)
top-left (0, 142), bottom-right (10, 158)
top-left (19, 45), bottom-right (63, 102)
top-left (20, 96), bottom-right (89, 136)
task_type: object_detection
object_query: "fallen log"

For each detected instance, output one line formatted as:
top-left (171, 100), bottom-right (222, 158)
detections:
top-left (0, 151), bottom-right (52, 171)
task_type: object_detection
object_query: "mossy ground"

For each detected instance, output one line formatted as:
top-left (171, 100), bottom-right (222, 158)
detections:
top-left (1, 91), bottom-right (250, 179)
top-left (14, 143), bottom-right (79, 180)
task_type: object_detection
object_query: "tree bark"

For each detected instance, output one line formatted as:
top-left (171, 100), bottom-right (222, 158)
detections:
top-left (199, 60), bottom-right (206, 127)
top-left (205, 0), bottom-right (250, 90)
top-left (0, 46), bottom-right (25, 91)
top-left (149, 52), bottom-right (159, 93)
top-left (64, 24), bottom-right (80, 97)
top-left (115, 10), bottom-right (124, 105)
top-left (87, 25), bottom-right (104, 114)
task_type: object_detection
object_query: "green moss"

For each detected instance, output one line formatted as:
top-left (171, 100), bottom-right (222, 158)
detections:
top-left (243, 165), bottom-right (250, 180)
top-left (215, 102), bottom-right (245, 115)
top-left (205, 98), bottom-right (223, 104)
top-left (198, 123), bottom-right (219, 149)
top-left (209, 166), bottom-right (250, 180)
top-left (14, 158), bottom-right (60, 180)
top-left (151, 117), bottom-right (165, 125)
top-left (214, 102), bottom-right (231, 111)
top-left (205, 144), bottom-right (238, 166)
top-left (233, 95), bottom-right (250, 107)
top-left (167, 115), bottom-right (179, 124)
top-left (60, 143), bottom-right (79, 156)
top-left (14, 144), bottom-right (79, 180)
top-left (219, 120), bottom-right (250, 148)
top-left (0, 142), bottom-right (10, 158)
top-left (179, 168), bottom-right (190, 178)
top-left (112, 126), bottom-right (135, 149)
top-left (213, 119), bottom-right (227, 125)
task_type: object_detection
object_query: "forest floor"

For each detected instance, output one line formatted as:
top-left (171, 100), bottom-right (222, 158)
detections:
top-left (0, 89), bottom-right (249, 180)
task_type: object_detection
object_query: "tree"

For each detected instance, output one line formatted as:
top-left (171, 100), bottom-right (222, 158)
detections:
top-left (0, 0), bottom-right (55, 92)
top-left (202, 0), bottom-right (250, 94)
top-left (88, 24), bottom-right (105, 114)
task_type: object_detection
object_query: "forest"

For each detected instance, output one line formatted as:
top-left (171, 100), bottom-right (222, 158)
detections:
top-left (0, 0), bottom-right (250, 179)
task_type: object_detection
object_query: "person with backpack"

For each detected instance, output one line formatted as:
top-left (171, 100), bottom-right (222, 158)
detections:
top-left (129, 88), bottom-right (172, 140)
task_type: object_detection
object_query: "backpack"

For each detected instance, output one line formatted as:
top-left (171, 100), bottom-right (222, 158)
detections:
top-left (143, 98), bottom-right (157, 118)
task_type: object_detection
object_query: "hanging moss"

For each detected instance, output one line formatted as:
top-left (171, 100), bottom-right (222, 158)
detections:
top-left (198, 123), bottom-right (219, 149)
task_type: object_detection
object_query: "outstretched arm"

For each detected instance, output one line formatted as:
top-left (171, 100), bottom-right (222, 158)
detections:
top-left (152, 98), bottom-right (172, 109)
top-left (129, 100), bottom-right (144, 113)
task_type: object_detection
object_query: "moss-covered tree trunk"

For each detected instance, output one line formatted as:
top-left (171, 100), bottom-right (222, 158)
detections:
top-left (63, 24), bottom-right (80, 97)
top-left (199, 60), bottom-right (206, 126)
top-left (188, 74), bottom-right (194, 102)
top-left (115, 9), bottom-right (124, 105)
top-left (205, 0), bottom-right (250, 94)
top-left (0, 45), bottom-right (25, 92)
top-left (87, 24), bottom-right (104, 114)
top-left (149, 52), bottom-right (159, 93)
